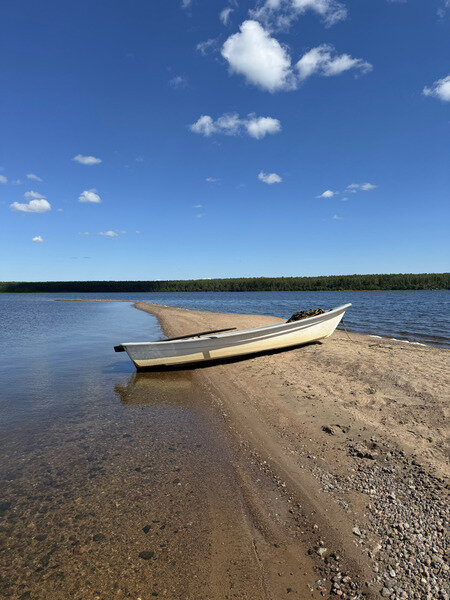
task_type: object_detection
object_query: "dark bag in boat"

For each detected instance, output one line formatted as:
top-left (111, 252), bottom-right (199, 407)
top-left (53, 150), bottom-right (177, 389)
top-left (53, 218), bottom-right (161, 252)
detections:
top-left (286, 308), bottom-right (325, 323)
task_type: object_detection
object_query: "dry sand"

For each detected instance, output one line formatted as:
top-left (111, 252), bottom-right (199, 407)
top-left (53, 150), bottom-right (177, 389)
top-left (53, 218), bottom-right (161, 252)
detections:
top-left (134, 301), bottom-right (449, 600)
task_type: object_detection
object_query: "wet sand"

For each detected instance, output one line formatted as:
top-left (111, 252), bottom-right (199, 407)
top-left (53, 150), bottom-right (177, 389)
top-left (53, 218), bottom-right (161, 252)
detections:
top-left (134, 301), bottom-right (449, 600)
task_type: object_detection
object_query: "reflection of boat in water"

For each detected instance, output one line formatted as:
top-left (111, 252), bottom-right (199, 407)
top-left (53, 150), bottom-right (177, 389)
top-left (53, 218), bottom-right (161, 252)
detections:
top-left (114, 304), bottom-right (351, 370)
top-left (115, 372), bottom-right (193, 406)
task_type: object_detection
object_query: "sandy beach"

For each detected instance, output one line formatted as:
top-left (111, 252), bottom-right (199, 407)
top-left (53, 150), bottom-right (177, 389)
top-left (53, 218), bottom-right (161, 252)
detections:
top-left (134, 301), bottom-right (449, 600)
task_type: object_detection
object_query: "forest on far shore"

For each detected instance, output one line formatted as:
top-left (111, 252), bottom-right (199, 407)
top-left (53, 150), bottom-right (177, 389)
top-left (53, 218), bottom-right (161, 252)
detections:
top-left (1, 273), bottom-right (448, 293)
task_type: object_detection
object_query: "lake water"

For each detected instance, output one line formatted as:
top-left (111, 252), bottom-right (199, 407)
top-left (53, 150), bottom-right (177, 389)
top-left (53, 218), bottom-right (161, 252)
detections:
top-left (0, 292), bottom-right (447, 597)
top-left (2, 290), bottom-right (448, 348)
top-left (0, 297), bottom-right (254, 598)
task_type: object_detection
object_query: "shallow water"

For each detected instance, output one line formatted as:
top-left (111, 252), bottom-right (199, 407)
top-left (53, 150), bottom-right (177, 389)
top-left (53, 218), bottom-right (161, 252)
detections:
top-left (0, 298), bottom-right (255, 599)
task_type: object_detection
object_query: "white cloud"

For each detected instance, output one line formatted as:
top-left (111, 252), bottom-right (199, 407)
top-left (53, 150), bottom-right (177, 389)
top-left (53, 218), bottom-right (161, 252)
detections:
top-left (169, 75), bottom-right (187, 89)
top-left (98, 230), bottom-right (120, 238)
top-left (258, 171), bottom-right (282, 184)
top-left (32, 235), bottom-right (43, 243)
top-left (332, 214), bottom-right (342, 220)
top-left (79, 232), bottom-right (90, 236)
top-left (297, 44), bottom-right (372, 80)
top-left (193, 204), bottom-right (203, 208)
top-left (423, 75), bottom-right (450, 102)
top-left (0, 175), bottom-right (7, 184)
top-left (196, 39), bottom-right (217, 55)
top-left (222, 20), bottom-right (295, 92)
top-left (246, 115), bottom-right (281, 138)
top-left (181, 0), bottom-right (192, 8)
top-left (206, 177), bottom-right (219, 182)
top-left (221, 22), bottom-right (371, 91)
top-left (346, 182), bottom-right (376, 192)
top-left (438, 0), bottom-right (450, 18)
top-left (10, 197), bottom-right (51, 213)
top-left (317, 189), bottom-right (335, 198)
top-left (251, 0), bottom-right (347, 30)
top-left (72, 154), bottom-right (102, 166)
top-left (24, 190), bottom-right (45, 199)
top-left (13, 179), bottom-right (22, 185)
top-left (78, 189), bottom-right (101, 203)
top-left (190, 113), bottom-right (281, 138)
top-left (220, 7), bottom-right (234, 25)
top-left (27, 173), bottom-right (43, 182)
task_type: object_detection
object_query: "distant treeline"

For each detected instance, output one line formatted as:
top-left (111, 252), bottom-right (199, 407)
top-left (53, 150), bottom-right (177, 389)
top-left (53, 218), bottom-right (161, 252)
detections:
top-left (0, 273), bottom-right (448, 293)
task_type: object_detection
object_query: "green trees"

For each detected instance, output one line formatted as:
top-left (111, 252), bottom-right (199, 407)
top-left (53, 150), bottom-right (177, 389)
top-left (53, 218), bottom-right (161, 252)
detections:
top-left (0, 273), bottom-right (448, 293)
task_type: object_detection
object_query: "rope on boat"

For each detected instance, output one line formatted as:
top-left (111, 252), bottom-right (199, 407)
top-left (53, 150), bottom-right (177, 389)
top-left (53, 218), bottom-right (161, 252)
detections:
top-left (341, 319), bottom-right (354, 342)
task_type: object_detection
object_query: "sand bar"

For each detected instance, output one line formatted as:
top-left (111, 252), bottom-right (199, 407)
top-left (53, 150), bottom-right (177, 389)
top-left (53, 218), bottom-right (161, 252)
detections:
top-left (134, 301), bottom-right (449, 600)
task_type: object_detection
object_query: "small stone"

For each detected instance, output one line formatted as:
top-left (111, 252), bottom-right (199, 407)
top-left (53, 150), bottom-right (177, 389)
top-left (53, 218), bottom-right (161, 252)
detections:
top-left (352, 527), bottom-right (361, 536)
top-left (139, 550), bottom-right (155, 560)
top-left (381, 587), bottom-right (391, 598)
top-left (92, 533), bottom-right (105, 542)
top-left (142, 525), bottom-right (151, 534)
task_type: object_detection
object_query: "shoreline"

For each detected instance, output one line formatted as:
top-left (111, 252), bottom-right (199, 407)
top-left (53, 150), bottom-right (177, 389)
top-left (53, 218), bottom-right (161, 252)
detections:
top-left (52, 297), bottom-right (450, 348)
top-left (133, 301), bottom-right (449, 600)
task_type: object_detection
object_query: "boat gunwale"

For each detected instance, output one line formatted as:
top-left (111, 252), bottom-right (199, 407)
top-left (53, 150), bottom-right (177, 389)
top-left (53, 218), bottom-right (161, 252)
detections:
top-left (122, 303), bottom-right (351, 348)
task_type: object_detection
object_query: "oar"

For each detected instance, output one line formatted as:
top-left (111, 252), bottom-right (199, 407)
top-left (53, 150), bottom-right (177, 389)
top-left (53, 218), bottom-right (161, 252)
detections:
top-left (114, 327), bottom-right (236, 352)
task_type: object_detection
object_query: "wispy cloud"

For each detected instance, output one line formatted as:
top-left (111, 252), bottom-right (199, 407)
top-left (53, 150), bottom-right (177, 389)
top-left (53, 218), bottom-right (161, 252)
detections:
top-left (169, 75), bottom-right (188, 89)
top-left (190, 112), bottom-right (281, 139)
top-left (98, 230), bottom-right (124, 238)
top-left (221, 21), bottom-right (371, 92)
top-left (78, 189), bottom-right (101, 203)
top-left (0, 175), bottom-right (7, 184)
top-left (32, 235), bottom-right (43, 243)
top-left (346, 182), bottom-right (377, 192)
top-left (26, 173), bottom-right (43, 182)
top-left (258, 171), bottom-right (282, 184)
top-left (181, 0), bottom-right (192, 9)
top-left (206, 177), bottom-right (220, 183)
top-left (251, 0), bottom-right (347, 30)
top-left (220, 7), bottom-right (234, 25)
top-left (10, 191), bottom-right (51, 213)
top-left (196, 38), bottom-right (217, 55)
top-left (332, 214), bottom-right (343, 220)
top-left (423, 74), bottom-right (450, 102)
top-left (72, 154), bottom-right (102, 166)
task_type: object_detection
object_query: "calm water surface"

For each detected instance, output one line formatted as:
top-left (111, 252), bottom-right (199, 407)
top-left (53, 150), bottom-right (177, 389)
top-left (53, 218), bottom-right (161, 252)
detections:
top-left (0, 297), bottom-right (247, 599)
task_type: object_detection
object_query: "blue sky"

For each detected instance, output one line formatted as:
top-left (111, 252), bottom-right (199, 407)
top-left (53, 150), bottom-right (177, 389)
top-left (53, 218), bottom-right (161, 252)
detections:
top-left (0, 0), bottom-right (449, 281)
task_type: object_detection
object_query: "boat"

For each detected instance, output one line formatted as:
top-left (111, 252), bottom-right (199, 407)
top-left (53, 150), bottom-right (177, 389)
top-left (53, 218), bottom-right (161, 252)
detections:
top-left (114, 303), bottom-right (351, 370)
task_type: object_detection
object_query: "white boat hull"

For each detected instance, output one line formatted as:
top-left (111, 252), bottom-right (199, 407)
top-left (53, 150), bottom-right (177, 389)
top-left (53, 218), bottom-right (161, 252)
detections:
top-left (119, 304), bottom-right (351, 369)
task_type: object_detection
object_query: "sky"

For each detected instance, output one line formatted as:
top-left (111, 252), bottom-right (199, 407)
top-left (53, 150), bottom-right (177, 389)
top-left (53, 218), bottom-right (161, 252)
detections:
top-left (0, 0), bottom-right (449, 282)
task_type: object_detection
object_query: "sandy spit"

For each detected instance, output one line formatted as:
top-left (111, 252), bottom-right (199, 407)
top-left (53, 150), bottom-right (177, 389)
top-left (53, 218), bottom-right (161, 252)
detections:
top-left (135, 301), bottom-right (449, 600)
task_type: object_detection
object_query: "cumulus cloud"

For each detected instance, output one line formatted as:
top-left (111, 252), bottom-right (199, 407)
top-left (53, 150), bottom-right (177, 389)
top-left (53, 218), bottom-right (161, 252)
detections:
top-left (0, 175), bottom-right (7, 184)
top-left (246, 115), bottom-right (281, 138)
top-left (423, 74), bottom-right (450, 102)
top-left (78, 189), bottom-right (101, 203)
top-left (258, 171), bottom-right (282, 184)
top-left (24, 190), bottom-right (45, 199)
top-left (32, 235), bottom-right (43, 243)
top-left (346, 182), bottom-right (376, 192)
top-left (196, 38), bottom-right (217, 55)
top-left (251, 0), bottom-right (347, 30)
top-left (169, 75), bottom-right (187, 89)
top-left (221, 22), bottom-right (371, 91)
top-left (220, 7), bottom-right (234, 25)
top-left (10, 193), bottom-right (51, 213)
top-left (296, 44), bottom-right (372, 80)
top-left (222, 20), bottom-right (295, 92)
top-left (27, 173), bottom-right (43, 181)
top-left (72, 154), bottom-right (102, 166)
top-left (190, 113), bottom-right (281, 138)
top-left (317, 189), bottom-right (335, 198)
